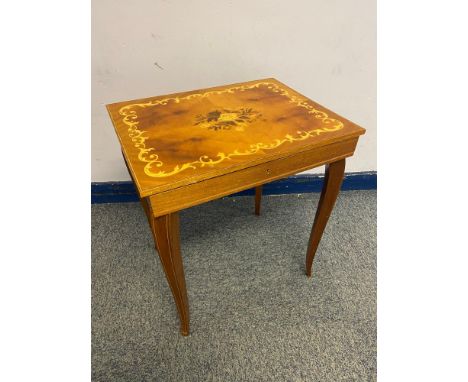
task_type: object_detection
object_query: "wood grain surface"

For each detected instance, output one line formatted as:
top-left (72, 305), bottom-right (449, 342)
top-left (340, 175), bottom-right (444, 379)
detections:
top-left (107, 78), bottom-right (365, 197)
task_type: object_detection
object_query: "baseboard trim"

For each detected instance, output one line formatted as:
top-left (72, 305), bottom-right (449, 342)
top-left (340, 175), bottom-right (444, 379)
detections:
top-left (91, 171), bottom-right (376, 204)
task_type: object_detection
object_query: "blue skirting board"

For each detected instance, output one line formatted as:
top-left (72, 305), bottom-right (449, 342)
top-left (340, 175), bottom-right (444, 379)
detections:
top-left (91, 172), bottom-right (376, 204)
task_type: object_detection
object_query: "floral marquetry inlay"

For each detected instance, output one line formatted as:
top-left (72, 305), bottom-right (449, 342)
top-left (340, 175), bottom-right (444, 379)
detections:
top-left (194, 108), bottom-right (263, 131)
top-left (116, 81), bottom-right (346, 180)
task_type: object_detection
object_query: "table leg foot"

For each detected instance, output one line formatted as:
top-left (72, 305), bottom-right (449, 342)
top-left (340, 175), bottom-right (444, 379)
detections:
top-left (180, 329), bottom-right (189, 337)
top-left (255, 185), bottom-right (262, 215)
top-left (306, 159), bottom-right (346, 277)
top-left (151, 213), bottom-right (190, 336)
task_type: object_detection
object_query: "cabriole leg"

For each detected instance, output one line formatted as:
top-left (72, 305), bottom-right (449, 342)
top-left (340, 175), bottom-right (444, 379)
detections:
top-left (306, 159), bottom-right (346, 277)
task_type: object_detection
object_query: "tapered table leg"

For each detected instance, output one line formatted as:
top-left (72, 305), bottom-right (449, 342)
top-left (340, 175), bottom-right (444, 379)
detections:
top-left (306, 159), bottom-right (346, 277)
top-left (151, 213), bottom-right (190, 336)
top-left (255, 185), bottom-right (262, 215)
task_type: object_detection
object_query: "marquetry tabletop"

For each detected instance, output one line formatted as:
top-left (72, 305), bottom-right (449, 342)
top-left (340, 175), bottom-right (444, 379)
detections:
top-left (107, 78), bottom-right (364, 197)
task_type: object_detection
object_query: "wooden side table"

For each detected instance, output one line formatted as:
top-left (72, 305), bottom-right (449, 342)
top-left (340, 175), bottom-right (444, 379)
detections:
top-left (107, 78), bottom-right (365, 336)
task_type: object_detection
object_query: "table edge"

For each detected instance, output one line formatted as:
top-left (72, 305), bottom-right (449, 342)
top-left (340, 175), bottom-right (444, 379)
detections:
top-left (139, 130), bottom-right (365, 197)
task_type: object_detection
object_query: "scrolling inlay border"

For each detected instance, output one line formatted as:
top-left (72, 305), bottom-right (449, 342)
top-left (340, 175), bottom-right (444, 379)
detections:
top-left (119, 82), bottom-right (344, 178)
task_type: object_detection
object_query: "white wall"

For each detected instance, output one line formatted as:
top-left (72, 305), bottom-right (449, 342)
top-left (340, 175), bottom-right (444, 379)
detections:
top-left (92, 0), bottom-right (376, 182)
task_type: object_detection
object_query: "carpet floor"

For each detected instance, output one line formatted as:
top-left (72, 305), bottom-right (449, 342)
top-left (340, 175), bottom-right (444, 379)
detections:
top-left (92, 190), bottom-right (376, 381)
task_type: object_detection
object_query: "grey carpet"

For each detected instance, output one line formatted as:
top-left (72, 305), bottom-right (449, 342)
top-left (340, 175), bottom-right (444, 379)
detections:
top-left (92, 190), bottom-right (376, 381)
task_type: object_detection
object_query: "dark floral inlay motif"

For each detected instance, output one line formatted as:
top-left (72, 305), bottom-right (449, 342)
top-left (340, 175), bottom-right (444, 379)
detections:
top-left (194, 108), bottom-right (262, 131)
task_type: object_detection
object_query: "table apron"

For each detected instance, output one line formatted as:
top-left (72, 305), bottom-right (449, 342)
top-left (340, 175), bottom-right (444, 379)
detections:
top-left (149, 137), bottom-right (358, 217)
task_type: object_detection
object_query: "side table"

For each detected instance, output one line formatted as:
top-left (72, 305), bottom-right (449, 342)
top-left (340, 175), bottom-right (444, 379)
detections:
top-left (106, 78), bottom-right (366, 335)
